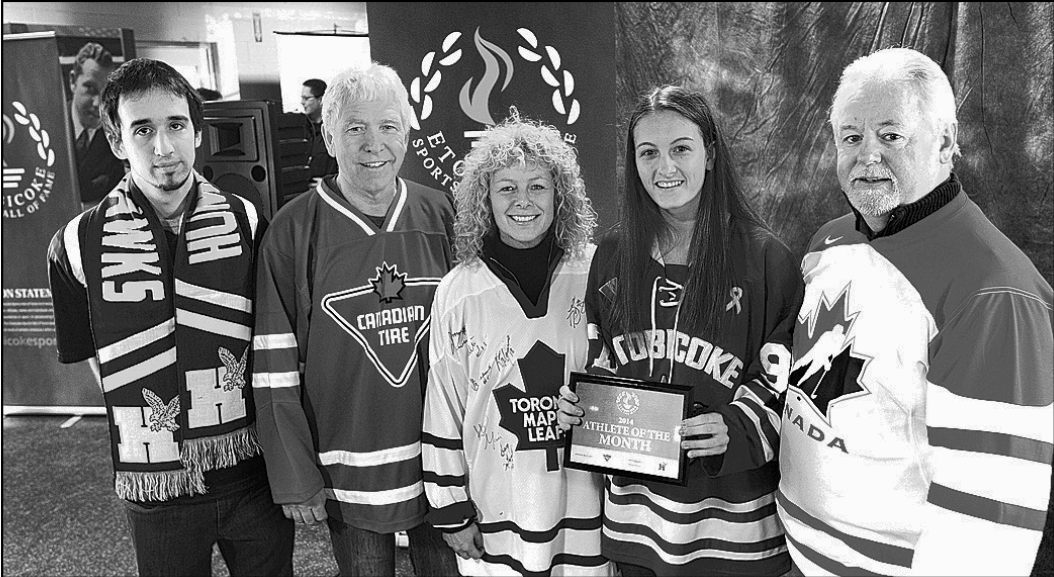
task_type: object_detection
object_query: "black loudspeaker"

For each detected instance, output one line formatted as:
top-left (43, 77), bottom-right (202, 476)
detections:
top-left (274, 112), bottom-right (313, 207)
top-left (196, 101), bottom-right (312, 220)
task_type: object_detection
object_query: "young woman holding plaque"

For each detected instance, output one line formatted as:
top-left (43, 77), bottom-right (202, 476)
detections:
top-left (556, 86), bottom-right (804, 577)
top-left (421, 113), bottom-right (614, 576)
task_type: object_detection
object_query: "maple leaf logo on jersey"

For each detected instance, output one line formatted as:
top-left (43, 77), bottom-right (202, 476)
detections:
top-left (789, 284), bottom-right (869, 421)
top-left (492, 342), bottom-right (566, 472)
top-left (370, 262), bottom-right (406, 303)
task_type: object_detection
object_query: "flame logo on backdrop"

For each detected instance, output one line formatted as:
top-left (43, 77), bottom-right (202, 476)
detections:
top-left (406, 27), bottom-right (584, 195)
top-left (459, 29), bottom-right (515, 125)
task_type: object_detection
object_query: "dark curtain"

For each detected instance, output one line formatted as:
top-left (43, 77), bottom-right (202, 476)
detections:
top-left (614, 3), bottom-right (1052, 575)
top-left (614, 2), bottom-right (1053, 286)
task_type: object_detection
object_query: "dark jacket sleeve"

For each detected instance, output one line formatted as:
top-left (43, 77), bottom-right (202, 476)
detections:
top-left (708, 233), bottom-right (804, 476)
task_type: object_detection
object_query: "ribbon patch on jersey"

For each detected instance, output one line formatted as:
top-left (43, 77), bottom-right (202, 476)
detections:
top-left (322, 262), bottom-right (440, 388)
top-left (493, 341), bottom-right (566, 472)
top-left (725, 286), bottom-right (743, 314)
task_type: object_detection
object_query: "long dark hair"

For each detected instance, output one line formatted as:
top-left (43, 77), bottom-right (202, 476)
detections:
top-left (614, 85), bottom-right (769, 337)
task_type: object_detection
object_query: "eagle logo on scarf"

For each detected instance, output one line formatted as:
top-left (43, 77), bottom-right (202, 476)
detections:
top-left (142, 389), bottom-right (180, 432)
top-left (219, 346), bottom-right (249, 391)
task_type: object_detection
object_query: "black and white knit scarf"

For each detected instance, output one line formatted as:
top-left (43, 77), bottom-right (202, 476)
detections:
top-left (77, 172), bottom-right (262, 501)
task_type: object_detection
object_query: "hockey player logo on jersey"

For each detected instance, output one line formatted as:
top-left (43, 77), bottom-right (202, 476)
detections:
top-left (322, 261), bottom-right (438, 388)
top-left (493, 342), bottom-right (567, 472)
top-left (789, 285), bottom-right (869, 421)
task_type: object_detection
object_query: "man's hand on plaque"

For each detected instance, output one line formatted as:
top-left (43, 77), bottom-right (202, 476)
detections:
top-left (556, 384), bottom-right (583, 431)
top-left (680, 412), bottom-right (729, 458)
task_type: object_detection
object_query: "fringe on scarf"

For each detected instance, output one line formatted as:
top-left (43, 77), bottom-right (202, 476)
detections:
top-left (115, 468), bottom-right (207, 502)
top-left (181, 427), bottom-right (262, 471)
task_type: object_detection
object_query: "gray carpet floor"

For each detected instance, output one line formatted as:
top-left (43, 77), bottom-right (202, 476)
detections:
top-left (1, 415), bottom-right (413, 576)
top-left (4, 415), bottom-right (1051, 576)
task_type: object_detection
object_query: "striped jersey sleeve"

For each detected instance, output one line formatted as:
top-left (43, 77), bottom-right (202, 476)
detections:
top-left (583, 248), bottom-right (618, 378)
top-left (47, 213), bottom-right (96, 363)
top-left (914, 288), bottom-right (1053, 576)
top-left (710, 239), bottom-right (803, 477)
top-left (251, 229), bottom-right (325, 504)
top-left (422, 288), bottom-right (476, 532)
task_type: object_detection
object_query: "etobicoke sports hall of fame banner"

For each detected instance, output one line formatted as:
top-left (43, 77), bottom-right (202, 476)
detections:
top-left (367, 2), bottom-right (618, 228)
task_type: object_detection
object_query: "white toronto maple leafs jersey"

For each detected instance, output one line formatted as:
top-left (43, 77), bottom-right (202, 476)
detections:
top-left (423, 244), bottom-right (614, 576)
top-left (252, 177), bottom-right (454, 532)
top-left (779, 192), bottom-right (1053, 576)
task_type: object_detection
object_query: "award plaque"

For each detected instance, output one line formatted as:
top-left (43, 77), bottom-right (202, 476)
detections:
top-left (564, 372), bottom-right (693, 485)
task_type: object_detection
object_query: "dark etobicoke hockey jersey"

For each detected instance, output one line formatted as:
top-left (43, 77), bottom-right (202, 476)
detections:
top-left (423, 244), bottom-right (614, 576)
top-left (252, 177), bottom-right (454, 532)
top-left (779, 191), bottom-right (1053, 576)
top-left (586, 228), bottom-right (803, 576)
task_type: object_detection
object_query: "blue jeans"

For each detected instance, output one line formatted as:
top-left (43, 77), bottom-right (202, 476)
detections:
top-left (123, 477), bottom-right (294, 576)
top-left (327, 518), bottom-right (459, 576)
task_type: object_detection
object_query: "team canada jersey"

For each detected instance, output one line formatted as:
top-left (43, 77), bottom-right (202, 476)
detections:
top-left (779, 191), bottom-right (1054, 576)
top-left (586, 228), bottom-right (803, 576)
top-left (252, 177), bottom-right (454, 532)
top-left (422, 244), bottom-right (614, 576)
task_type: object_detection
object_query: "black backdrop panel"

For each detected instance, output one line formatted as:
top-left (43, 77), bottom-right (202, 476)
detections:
top-left (613, 2), bottom-right (1052, 285)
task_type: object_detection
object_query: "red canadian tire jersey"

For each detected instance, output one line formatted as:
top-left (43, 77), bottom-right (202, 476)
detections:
top-left (252, 177), bottom-right (454, 532)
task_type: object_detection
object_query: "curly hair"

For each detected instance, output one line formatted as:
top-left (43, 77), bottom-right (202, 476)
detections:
top-left (453, 113), bottom-right (596, 264)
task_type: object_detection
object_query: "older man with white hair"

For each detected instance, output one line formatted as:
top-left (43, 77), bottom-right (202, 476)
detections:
top-left (252, 62), bottom-right (459, 576)
top-left (776, 47), bottom-right (1052, 576)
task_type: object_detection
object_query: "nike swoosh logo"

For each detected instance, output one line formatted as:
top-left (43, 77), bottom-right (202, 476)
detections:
top-left (823, 235), bottom-right (843, 245)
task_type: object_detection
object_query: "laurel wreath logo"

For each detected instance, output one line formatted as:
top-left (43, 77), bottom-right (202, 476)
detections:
top-left (516, 27), bottom-right (580, 125)
top-left (409, 31), bottom-right (464, 130)
top-left (11, 101), bottom-right (55, 167)
top-left (407, 27), bottom-right (581, 129)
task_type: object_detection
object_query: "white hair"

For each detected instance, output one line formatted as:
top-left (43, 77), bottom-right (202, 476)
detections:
top-left (322, 62), bottom-right (413, 133)
top-left (831, 47), bottom-right (960, 157)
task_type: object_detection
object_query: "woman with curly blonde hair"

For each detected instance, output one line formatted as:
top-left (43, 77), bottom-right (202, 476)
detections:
top-left (451, 114), bottom-right (596, 264)
top-left (421, 113), bottom-right (613, 576)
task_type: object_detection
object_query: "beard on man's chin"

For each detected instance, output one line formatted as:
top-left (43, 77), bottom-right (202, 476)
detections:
top-left (849, 191), bottom-right (900, 217)
top-left (158, 171), bottom-right (193, 192)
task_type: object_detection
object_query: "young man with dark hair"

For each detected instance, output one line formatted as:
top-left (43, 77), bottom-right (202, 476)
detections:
top-left (48, 58), bottom-right (293, 576)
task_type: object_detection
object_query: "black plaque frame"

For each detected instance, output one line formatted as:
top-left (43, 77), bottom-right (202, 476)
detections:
top-left (564, 372), bottom-right (693, 485)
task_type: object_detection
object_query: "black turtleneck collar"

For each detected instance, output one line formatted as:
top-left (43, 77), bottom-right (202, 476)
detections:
top-left (482, 226), bottom-right (564, 318)
top-left (854, 172), bottom-right (961, 240)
